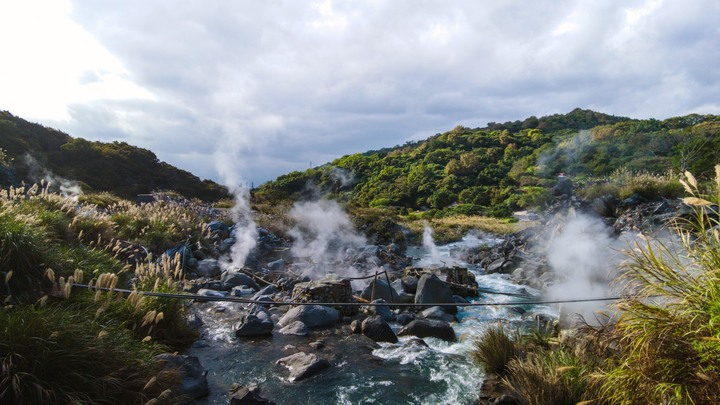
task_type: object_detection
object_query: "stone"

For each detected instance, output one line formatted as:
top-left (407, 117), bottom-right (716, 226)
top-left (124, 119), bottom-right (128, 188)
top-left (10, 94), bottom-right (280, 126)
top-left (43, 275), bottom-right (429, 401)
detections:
top-left (361, 315), bottom-right (398, 343)
top-left (156, 354), bottom-right (209, 400)
top-left (419, 306), bottom-right (456, 323)
top-left (398, 319), bottom-right (456, 342)
top-left (360, 279), bottom-right (399, 303)
top-left (278, 305), bottom-right (340, 329)
top-left (235, 314), bottom-right (274, 337)
top-left (291, 279), bottom-right (354, 315)
top-left (196, 288), bottom-right (229, 300)
top-left (267, 259), bottom-right (285, 271)
top-left (252, 285), bottom-right (278, 300)
top-left (279, 321), bottom-right (309, 336)
top-left (221, 270), bottom-right (261, 291)
top-left (414, 274), bottom-right (457, 314)
top-left (276, 352), bottom-right (331, 382)
top-left (368, 299), bottom-right (393, 321)
top-left (231, 286), bottom-right (256, 297)
top-left (350, 319), bottom-right (363, 334)
top-left (229, 382), bottom-right (275, 404)
top-left (401, 276), bottom-right (419, 294)
top-left (395, 312), bottom-right (415, 326)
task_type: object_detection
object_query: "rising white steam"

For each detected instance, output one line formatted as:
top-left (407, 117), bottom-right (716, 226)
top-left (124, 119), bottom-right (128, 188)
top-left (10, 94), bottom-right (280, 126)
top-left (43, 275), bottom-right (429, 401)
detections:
top-left (23, 154), bottom-right (82, 200)
top-left (288, 199), bottom-right (368, 283)
top-left (213, 131), bottom-right (258, 268)
top-left (545, 212), bottom-right (623, 324)
top-left (422, 223), bottom-right (442, 266)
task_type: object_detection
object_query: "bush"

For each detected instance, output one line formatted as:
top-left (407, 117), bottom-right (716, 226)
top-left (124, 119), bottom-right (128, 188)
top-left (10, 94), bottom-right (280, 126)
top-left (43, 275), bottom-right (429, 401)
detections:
top-left (0, 304), bottom-right (182, 404)
top-left (471, 325), bottom-right (518, 375)
top-left (0, 213), bottom-right (48, 295)
top-left (598, 168), bottom-right (720, 403)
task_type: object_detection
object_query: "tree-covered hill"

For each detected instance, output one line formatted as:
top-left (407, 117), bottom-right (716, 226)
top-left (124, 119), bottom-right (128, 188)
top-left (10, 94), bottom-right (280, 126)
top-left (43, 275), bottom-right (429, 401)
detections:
top-left (256, 108), bottom-right (720, 216)
top-left (0, 111), bottom-right (228, 201)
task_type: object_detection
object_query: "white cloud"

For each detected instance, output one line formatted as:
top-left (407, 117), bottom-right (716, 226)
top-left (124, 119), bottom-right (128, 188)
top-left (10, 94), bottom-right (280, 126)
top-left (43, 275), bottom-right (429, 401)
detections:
top-left (1, 0), bottom-right (718, 185)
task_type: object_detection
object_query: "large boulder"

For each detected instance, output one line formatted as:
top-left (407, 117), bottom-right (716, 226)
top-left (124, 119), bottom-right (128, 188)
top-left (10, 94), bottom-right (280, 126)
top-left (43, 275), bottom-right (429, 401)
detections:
top-left (156, 354), bottom-right (209, 400)
top-left (278, 305), bottom-right (340, 329)
top-left (221, 270), bottom-right (260, 291)
top-left (361, 315), bottom-right (398, 343)
top-left (397, 319), bottom-right (456, 342)
top-left (279, 321), bottom-right (309, 336)
top-left (235, 314), bottom-right (274, 337)
top-left (276, 352), bottom-right (331, 382)
top-left (419, 306), bottom-right (456, 323)
top-left (414, 274), bottom-right (457, 314)
top-left (360, 279), bottom-right (399, 302)
top-left (196, 259), bottom-right (222, 278)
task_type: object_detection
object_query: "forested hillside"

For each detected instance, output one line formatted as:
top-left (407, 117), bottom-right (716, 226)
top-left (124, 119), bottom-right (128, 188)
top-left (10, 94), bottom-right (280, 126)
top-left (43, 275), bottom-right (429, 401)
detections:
top-left (0, 111), bottom-right (228, 201)
top-left (257, 108), bottom-right (720, 216)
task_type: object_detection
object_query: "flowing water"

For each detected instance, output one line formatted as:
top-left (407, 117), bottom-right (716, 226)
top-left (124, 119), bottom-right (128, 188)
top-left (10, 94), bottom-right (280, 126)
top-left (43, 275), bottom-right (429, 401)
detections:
top-left (190, 234), bottom-right (557, 404)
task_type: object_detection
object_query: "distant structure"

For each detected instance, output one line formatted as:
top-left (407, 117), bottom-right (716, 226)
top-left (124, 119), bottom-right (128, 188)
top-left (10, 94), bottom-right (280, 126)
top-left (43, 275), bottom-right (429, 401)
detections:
top-left (135, 194), bottom-right (155, 204)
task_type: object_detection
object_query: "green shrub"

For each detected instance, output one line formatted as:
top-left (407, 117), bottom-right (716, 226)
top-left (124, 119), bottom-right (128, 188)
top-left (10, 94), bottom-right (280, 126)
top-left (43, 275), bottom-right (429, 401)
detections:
top-left (0, 213), bottom-right (48, 295)
top-left (0, 304), bottom-right (182, 404)
top-left (471, 325), bottom-right (518, 375)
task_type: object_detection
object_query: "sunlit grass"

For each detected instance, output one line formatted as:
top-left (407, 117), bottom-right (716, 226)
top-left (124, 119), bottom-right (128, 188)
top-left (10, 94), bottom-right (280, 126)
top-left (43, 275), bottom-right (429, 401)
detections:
top-left (400, 214), bottom-right (538, 243)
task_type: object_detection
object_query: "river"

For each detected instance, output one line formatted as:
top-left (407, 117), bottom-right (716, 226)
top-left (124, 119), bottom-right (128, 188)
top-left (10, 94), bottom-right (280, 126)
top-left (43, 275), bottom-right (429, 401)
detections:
top-left (189, 234), bottom-right (556, 404)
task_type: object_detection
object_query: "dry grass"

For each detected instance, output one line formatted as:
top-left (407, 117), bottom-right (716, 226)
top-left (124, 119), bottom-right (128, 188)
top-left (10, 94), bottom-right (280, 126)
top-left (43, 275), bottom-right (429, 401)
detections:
top-left (401, 214), bottom-right (538, 243)
top-left (471, 325), bottom-right (519, 375)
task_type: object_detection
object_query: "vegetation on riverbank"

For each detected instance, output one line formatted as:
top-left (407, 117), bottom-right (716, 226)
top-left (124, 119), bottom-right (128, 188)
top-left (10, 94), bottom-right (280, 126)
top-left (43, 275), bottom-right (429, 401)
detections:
top-left (472, 169), bottom-right (720, 404)
top-left (0, 185), bottom-right (217, 404)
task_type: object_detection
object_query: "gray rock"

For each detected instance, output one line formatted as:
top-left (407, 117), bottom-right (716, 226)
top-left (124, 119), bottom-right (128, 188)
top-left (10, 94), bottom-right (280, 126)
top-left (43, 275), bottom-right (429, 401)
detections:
top-left (235, 314), bottom-right (274, 337)
top-left (267, 259), bottom-right (285, 271)
top-left (419, 306), bottom-right (456, 323)
top-left (453, 295), bottom-right (469, 304)
top-left (253, 285), bottom-right (278, 299)
top-left (369, 299), bottom-right (393, 321)
top-left (350, 319), bottom-right (363, 334)
top-left (398, 319), bottom-right (456, 342)
top-left (401, 276), bottom-right (418, 294)
top-left (414, 274), bottom-right (457, 314)
top-left (231, 286), bottom-right (256, 297)
top-left (361, 315), bottom-right (398, 343)
top-left (278, 305), bottom-right (340, 329)
top-left (396, 312), bottom-right (415, 326)
top-left (276, 352), bottom-right (331, 382)
top-left (221, 270), bottom-right (261, 291)
top-left (279, 321), bottom-right (309, 336)
top-left (229, 382), bottom-right (275, 404)
top-left (391, 279), bottom-right (405, 294)
top-left (196, 288), bottom-right (229, 299)
top-left (360, 279), bottom-right (399, 303)
top-left (156, 354), bottom-right (209, 400)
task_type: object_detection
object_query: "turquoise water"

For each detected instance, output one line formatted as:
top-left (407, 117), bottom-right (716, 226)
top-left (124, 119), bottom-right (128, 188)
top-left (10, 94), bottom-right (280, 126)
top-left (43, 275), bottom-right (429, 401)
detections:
top-left (190, 235), bottom-right (555, 404)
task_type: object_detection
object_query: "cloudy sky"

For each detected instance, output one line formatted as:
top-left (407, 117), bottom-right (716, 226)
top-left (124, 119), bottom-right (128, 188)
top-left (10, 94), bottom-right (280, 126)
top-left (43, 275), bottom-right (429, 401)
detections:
top-left (1, 0), bottom-right (718, 186)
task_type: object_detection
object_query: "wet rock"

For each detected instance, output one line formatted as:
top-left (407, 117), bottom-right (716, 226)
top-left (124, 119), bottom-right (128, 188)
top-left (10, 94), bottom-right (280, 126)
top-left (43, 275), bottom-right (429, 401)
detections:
top-left (361, 315), bottom-right (398, 343)
top-left (453, 295), bottom-right (469, 305)
top-left (276, 352), bottom-right (332, 382)
top-left (414, 274), bottom-right (457, 314)
top-left (368, 299), bottom-right (393, 321)
top-left (401, 276), bottom-right (419, 294)
top-left (156, 354), bottom-right (209, 400)
top-left (396, 312), bottom-right (415, 326)
top-left (309, 341), bottom-right (324, 350)
top-left (360, 279), bottom-right (399, 303)
top-left (235, 314), bottom-right (274, 337)
top-left (419, 306), bottom-right (456, 323)
top-left (267, 259), bottom-right (285, 271)
top-left (279, 320), bottom-right (308, 336)
top-left (222, 270), bottom-right (261, 291)
top-left (406, 338), bottom-right (429, 348)
top-left (278, 305), bottom-right (340, 329)
top-left (398, 319), bottom-right (456, 342)
top-left (229, 382), bottom-right (275, 404)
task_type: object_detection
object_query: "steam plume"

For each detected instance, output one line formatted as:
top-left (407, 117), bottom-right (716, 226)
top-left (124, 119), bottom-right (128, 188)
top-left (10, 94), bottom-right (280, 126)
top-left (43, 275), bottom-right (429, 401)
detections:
top-left (23, 154), bottom-right (82, 200)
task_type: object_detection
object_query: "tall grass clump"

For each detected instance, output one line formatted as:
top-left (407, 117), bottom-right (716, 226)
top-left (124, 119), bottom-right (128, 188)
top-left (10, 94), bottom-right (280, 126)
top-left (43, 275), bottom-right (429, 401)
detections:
top-left (0, 212), bottom-right (49, 295)
top-left (0, 304), bottom-right (182, 404)
top-left (599, 168), bottom-right (720, 403)
top-left (471, 325), bottom-right (519, 375)
top-left (503, 349), bottom-right (592, 405)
